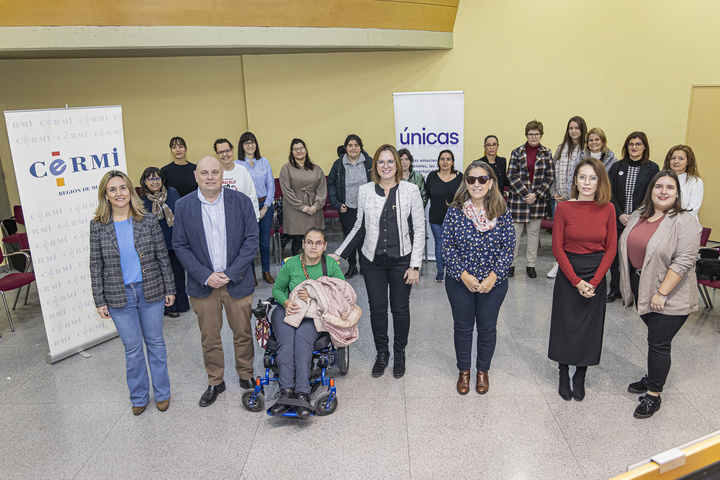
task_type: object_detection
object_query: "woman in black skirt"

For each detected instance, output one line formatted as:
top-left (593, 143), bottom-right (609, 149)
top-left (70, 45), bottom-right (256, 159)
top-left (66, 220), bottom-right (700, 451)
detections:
top-left (548, 157), bottom-right (617, 401)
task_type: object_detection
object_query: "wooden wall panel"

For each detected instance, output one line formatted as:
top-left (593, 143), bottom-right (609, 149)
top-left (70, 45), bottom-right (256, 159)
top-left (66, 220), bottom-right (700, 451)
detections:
top-left (0, 0), bottom-right (459, 32)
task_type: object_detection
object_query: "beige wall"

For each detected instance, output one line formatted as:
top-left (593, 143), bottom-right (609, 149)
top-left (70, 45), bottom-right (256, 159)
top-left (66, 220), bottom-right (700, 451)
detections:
top-left (0, 56), bottom-right (247, 213)
top-left (1, 0), bottom-right (719, 229)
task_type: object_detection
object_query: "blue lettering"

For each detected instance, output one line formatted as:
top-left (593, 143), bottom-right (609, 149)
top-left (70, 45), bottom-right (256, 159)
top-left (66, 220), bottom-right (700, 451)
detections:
top-left (30, 161), bottom-right (46, 178)
top-left (427, 133), bottom-right (437, 145)
top-left (72, 157), bottom-right (88, 172)
top-left (450, 132), bottom-right (460, 145)
top-left (49, 159), bottom-right (66, 176)
top-left (437, 132), bottom-right (449, 145)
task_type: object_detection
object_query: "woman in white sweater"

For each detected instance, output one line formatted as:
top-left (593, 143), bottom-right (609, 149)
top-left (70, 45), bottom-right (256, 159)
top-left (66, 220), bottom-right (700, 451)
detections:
top-left (663, 145), bottom-right (703, 218)
top-left (331, 144), bottom-right (425, 379)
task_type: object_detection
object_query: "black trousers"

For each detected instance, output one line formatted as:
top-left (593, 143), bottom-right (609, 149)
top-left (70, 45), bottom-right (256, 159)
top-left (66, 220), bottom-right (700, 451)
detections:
top-left (290, 235), bottom-right (304, 256)
top-left (339, 207), bottom-right (359, 268)
top-left (608, 226), bottom-right (623, 295)
top-left (167, 250), bottom-right (190, 313)
top-left (360, 253), bottom-right (412, 354)
top-left (629, 264), bottom-right (689, 392)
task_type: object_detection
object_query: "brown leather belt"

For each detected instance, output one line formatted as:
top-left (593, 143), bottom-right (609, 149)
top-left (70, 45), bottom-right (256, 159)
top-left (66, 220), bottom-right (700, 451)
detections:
top-left (258, 196), bottom-right (266, 203)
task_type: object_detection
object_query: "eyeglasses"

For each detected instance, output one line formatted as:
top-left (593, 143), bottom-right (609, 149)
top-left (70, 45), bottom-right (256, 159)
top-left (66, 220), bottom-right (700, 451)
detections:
top-left (146, 177), bottom-right (162, 183)
top-left (527, 133), bottom-right (542, 138)
top-left (217, 148), bottom-right (233, 156)
top-left (466, 175), bottom-right (490, 185)
top-left (628, 142), bottom-right (644, 148)
top-left (293, 147), bottom-right (306, 153)
top-left (304, 240), bottom-right (325, 247)
top-left (243, 140), bottom-right (256, 145)
top-left (377, 160), bottom-right (395, 167)
top-left (484, 143), bottom-right (498, 148)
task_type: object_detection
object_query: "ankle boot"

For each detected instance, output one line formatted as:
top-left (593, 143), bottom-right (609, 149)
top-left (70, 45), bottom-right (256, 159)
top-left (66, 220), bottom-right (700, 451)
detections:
top-left (558, 364), bottom-right (572, 401)
top-left (457, 370), bottom-right (470, 395)
top-left (572, 367), bottom-right (586, 401)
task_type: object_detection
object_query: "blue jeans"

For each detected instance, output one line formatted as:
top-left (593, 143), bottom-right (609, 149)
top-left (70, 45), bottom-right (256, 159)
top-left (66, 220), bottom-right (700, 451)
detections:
top-left (445, 276), bottom-right (508, 371)
top-left (108, 282), bottom-right (170, 407)
top-left (430, 223), bottom-right (444, 273)
top-left (252, 203), bottom-right (274, 273)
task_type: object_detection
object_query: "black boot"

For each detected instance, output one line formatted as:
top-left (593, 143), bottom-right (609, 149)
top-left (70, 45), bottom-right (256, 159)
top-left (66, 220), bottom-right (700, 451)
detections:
top-left (572, 366), bottom-right (587, 401)
top-left (558, 364), bottom-right (572, 401)
top-left (270, 388), bottom-right (294, 416)
top-left (295, 392), bottom-right (312, 419)
top-left (634, 394), bottom-right (661, 419)
top-left (372, 352), bottom-right (390, 378)
top-left (393, 351), bottom-right (406, 378)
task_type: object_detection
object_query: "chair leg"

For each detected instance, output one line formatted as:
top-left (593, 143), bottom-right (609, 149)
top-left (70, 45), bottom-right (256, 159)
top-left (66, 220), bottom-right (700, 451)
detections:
top-left (1, 291), bottom-right (15, 332)
top-left (12, 287), bottom-right (21, 310)
top-left (702, 285), bottom-right (713, 308)
top-left (24, 283), bottom-right (31, 305)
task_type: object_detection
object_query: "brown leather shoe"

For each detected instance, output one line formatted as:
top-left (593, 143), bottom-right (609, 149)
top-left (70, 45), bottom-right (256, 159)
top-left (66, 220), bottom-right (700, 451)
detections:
top-left (156, 398), bottom-right (170, 412)
top-left (132, 404), bottom-right (147, 416)
top-left (262, 271), bottom-right (275, 284)
top-left (457, 369), bottom-right (471, 395)
top-left (476, 371), bottom-right (489, 394)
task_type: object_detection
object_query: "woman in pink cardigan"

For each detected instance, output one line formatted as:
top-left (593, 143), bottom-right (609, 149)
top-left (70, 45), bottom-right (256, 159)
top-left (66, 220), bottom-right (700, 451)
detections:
top-left (619, 170), bottom-right (702, 419)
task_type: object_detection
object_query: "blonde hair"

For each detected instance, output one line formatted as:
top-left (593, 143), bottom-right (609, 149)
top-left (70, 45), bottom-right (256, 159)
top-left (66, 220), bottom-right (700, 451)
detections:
top-left (93, 170), bottom-right (146, 224)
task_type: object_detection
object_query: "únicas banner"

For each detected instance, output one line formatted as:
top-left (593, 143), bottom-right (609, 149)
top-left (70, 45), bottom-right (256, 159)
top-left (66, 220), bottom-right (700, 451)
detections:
top-left (393, 91), bottom-right (464, 260)
top-left (4, 106), bottom-right (126, 363)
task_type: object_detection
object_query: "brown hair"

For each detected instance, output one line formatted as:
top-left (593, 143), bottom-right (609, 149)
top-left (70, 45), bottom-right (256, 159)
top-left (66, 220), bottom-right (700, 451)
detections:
top-left (436, 149), bottom-right (459, 174)
top-left (555, 116), bottom-right (588, 159)
top-left (570, 157), bottom-right (611, 205)
top-left (585, 127), bottom-right (608, 154)
top-left (525, 119), bottom-right (544, 136)
top-left (638, 170), bottom-right (685, 219)
top-left (93, 170), bottom-right (146, 224)
top-left (370, 144), bottom-right (403, 184)
top-left (288, 138), bottom-right (315, 170)
top-left (621, 131), bottom-right (650, 164)
top-left (449, 160), bottom-right (507, 221)
top-left (662, 144), bottom-right (700, 179)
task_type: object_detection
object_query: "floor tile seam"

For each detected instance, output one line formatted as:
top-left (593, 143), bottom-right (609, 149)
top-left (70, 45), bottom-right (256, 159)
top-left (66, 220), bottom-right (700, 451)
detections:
top-left (70, 403), bottom-right (131, 480)
top-left (239, 405), bottom-right (265, 478)
top-left (0, 361), bottom-right (49, 404)
top-left (402, 377), bottom-right (414, 480)
top-left (676, 388), bottom-right (715, 430)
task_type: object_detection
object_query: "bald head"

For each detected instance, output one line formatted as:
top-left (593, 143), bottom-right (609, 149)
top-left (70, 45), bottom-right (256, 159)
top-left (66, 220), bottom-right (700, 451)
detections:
top-left (195, 156), bottom-right (223, 200)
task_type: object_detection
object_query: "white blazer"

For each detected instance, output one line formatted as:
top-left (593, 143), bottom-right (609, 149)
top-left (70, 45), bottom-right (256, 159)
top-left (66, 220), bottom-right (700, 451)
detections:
top-left (336, 181), bottom-right (425, 268)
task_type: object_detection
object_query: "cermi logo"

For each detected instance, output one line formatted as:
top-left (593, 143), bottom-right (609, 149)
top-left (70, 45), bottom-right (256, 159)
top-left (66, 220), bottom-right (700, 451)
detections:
top-left (30, 148), bottom-right (120, 187)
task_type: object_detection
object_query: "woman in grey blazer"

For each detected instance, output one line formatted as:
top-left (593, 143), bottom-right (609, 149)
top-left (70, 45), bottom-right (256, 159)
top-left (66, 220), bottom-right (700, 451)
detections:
top-left (90, 171), bottom-right (176, 416)
top-left (619, 170), bottom-right (702, 419)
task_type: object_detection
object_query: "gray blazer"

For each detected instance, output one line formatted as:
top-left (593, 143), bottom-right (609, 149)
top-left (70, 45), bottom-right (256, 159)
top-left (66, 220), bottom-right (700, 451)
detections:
top-left (619, 211), bottom-right (702, 316)
top-left (90, 214), bottom-right (176, 308)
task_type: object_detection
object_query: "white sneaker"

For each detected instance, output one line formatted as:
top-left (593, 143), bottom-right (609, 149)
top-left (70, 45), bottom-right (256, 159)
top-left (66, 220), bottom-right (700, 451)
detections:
top-left (547, 262), bottom-right (559, 278)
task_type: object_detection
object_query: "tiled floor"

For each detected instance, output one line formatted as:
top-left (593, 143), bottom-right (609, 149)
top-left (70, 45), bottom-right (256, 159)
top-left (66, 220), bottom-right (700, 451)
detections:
top-left (1, 231), bottom-right (719, 479)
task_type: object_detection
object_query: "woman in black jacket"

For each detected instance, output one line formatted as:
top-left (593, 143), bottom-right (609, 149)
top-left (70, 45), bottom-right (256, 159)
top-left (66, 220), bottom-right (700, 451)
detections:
top-left (606, 132), bottom-right (660, 302)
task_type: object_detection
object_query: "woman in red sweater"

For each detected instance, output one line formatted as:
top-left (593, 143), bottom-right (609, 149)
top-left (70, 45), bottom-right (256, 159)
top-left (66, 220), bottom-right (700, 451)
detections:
top-left (548, 157), bottom-right (617, 401)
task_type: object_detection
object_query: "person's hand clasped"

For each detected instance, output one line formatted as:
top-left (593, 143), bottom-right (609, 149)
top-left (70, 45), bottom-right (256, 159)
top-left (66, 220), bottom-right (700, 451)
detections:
top-left (165, 295), bottom-right (175, 307)
top-left (340, 204), bottom-right (348, 213)
top-left (304, 205), bottom-right (317, 215)
top-left (476, 272), bottom-right (497, 294)
top-left (284, 300), bottom-right (301, 316)
top-left (207, 272), bottom-right (230, 288)
top-left (524, 193), bottom-right (537, 204)
top-left (297, 288), bottom-right (309, 301)
top-left (404, 268), bottom-right (419, 285)
top-left (96, 306), bottom-right (111, 319)
top-left (650, 293), bottom-right (667, 312)
top-left (619, 213), bottom-right (629, 226)
top-left (461, 271), bottom-right (481, 292)
top-left (576, 280), bottom-right (595, 298)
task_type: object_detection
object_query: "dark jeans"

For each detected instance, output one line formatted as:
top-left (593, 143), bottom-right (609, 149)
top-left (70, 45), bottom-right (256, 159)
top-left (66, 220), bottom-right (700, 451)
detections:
top-left (167, 250), bottom-right (190, 313)
top-left (339, 207), bottom-right (359, 268)
top-left (445, 276), bottom-right (508, 371)
top-left (271, 306), bottom-right (318, 394)
top-left (629, 265), bottom-right (689, 392)
top-left (430, 223), bottom-right (444, 273)
top-left (252, 202), bottom-right (274, 273)
top-left (360, 253), bottom-right (412, 354)
top-left (608, 226), bottom-right (623, 295)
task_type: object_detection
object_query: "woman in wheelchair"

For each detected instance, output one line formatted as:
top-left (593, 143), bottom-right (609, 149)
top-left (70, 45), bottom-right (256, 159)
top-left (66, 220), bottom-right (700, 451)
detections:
top-left (270, 227), bottom-right (345, 417)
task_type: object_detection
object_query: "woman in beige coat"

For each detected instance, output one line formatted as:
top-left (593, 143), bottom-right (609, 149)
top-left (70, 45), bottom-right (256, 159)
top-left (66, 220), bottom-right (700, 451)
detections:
top-left (619, 170), bottom-right (702, 419)
top-left (279, 138), bottom-right (328, 255)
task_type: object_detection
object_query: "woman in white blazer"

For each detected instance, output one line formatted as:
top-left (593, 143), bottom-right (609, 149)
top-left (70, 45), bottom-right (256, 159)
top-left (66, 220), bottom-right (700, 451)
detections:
top-left (619, 170), bottom-right (702, 419)
top-left (331, 144), bottom-right (425, 379)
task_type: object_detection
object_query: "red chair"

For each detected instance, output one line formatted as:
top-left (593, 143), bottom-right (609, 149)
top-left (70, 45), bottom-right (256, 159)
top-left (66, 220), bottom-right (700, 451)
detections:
top-left (0, 249), bottom-right (35, 336)
top-left (271, 178), bottom-right (284, 265)
top-left (698, 227), bottom-right (718, 308)
top-left (2, 205), bottom-right (24, 245)
top-left (701, 227), bottom-right (711, 247)
top-left (322, 176), bottom-right (339, 230)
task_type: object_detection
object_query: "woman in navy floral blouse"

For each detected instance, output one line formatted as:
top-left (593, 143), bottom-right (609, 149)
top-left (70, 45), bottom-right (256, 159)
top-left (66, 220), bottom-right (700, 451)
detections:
top-left (442, 160), bottom-right (516, 395)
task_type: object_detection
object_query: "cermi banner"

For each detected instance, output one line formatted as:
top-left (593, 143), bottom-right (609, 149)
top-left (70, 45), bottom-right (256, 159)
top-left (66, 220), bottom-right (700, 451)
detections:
top-left (4, 106), bottom-right (126, 363)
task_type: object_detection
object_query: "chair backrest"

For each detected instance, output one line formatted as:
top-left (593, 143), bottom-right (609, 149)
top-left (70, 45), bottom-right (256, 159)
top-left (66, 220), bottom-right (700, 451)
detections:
top-left (701, 227), bottom-right (712, 247)
top-left (135, 186), bottom-right (143, 197)
top-left (17, 232), bottom-right (30, 250)
top-left (274, 178), bottom-right (283, 199)
top-left (13, 205), bottom-right (24, 226)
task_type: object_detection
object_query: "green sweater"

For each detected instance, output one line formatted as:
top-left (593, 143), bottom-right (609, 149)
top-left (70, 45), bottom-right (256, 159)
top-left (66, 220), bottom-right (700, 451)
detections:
top-left (272, 254), bottom-right (345, 306)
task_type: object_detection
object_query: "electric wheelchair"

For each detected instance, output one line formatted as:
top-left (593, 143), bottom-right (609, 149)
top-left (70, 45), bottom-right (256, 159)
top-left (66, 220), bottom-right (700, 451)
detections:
top-left (241, 297), bottom-right (349, 417)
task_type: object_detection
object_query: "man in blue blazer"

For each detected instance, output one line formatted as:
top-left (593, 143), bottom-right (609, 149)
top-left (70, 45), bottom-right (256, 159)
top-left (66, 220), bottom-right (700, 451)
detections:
top-left (173, 156), bottom-right (259, 407)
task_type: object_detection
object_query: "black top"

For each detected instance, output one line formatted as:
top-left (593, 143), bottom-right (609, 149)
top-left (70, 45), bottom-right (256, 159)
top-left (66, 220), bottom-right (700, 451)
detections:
top-left (425, 171), bottom-right (463, 225)
top-left (608, 159), bottom-right (660, 230)
top-left (479, 155), bottom-right (509, 193)
top-left (161, 162), bottom-right (197, 197)
top-left (142, 186), bottom-right (180, 251)
top-left (374, 184), bottom-right (400, 258)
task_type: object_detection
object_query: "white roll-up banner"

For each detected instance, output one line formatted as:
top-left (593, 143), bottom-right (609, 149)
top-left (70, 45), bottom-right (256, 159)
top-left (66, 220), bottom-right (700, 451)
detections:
top-left (4, 106), bottom-right (126, 363)
top-left (393, 91), bottom-right (464, 260)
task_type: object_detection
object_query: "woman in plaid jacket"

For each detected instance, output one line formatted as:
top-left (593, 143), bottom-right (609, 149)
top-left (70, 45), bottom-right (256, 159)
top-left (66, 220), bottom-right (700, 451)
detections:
top-left (507, 120), bottom-right (555, 278)
top-left (90, 170), bottom-right (176, 416)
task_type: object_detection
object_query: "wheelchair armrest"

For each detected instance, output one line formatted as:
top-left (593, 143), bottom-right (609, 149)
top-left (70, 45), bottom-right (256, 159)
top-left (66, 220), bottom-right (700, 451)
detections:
top-left (699, 247), bottom-right (719, 260)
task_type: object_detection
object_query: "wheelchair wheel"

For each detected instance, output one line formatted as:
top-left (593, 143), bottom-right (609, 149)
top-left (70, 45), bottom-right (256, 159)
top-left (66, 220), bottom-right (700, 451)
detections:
top-left (337, 347), bottom-right (349, 376)
top-left (241, 390), bottom-right (265, 412)
top-left (314, 393), bottom-right (338, 416)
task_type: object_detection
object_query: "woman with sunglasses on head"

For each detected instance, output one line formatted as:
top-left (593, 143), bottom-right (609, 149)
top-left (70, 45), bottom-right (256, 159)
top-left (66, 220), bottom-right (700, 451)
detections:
top-left (237, 132), bottom-right (277, 283)
top-left (619, 170), bottom-right (701, 418)
top-left (478, 135), bottom-right (509, 195)
top-left (548, 158), bottom-right (616, 402)
top-left (90, 171), bottom-right (175, 415)
top-left (663, 145), bottom-right (703, 218)
top-left (425, 149), bottom-right (463, 283)
top-left (161, 136), bottom-right (197, 197)
top-left (331, 144), bottom-right (425, 379)
top-left (139, 167), bottom-right (189, 318)
top-left (279, 138), bottom-right (327, 256)
top-left (442, 160), bottom-right (515, 395)
top-left (270, 227), bottom-right (345, 418)
top-left (606, 132), bottom-right (659, 303)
